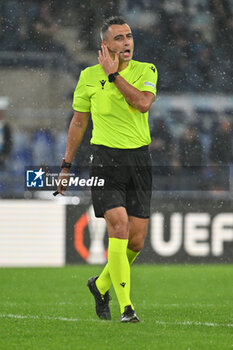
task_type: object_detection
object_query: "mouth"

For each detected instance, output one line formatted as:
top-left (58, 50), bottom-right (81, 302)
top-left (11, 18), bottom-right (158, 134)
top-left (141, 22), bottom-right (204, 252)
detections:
top-left (120, 49), bottom-right (131, 57)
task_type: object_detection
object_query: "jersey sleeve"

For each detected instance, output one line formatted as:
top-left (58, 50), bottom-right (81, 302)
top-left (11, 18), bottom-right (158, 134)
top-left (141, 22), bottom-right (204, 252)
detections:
top-left (139, 64), bottom-right (158, 97)
top-left (72, 70), bottom-right (91, 112)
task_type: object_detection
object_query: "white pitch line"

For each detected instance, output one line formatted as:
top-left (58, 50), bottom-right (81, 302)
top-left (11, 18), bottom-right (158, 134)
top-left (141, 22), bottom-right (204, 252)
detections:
top-left (155, 320), bottom-right (233, 328)
top-left (0, 314), bottom-right (80, 322)
top-left (0, 314), bottom-right (233, 328)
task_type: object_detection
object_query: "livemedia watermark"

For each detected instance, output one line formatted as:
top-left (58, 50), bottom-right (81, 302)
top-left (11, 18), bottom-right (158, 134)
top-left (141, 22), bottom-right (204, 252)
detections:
top-left (25, 165), bottom-right (230, 192)
top-left (25, 166), bottom-right (104, 191)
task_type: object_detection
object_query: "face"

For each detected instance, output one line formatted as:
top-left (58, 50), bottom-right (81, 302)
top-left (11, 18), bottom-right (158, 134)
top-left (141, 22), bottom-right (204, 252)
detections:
top-left (103, 24), bottom-right (134, 62)
top-left (186, 127), bottom-right (196, 140)
top-left (220, 120), bottom-right (231, 132)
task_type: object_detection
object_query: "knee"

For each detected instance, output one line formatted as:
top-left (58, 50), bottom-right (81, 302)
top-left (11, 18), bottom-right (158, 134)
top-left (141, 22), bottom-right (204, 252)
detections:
top-left (128, 238), bottom-right (144, 252)
top-left (112, 222), bottom-right (128, 237)
top-left (108, 219), bottom-right (129, 238)
top-left (105, 208), bottom-right (129, 239)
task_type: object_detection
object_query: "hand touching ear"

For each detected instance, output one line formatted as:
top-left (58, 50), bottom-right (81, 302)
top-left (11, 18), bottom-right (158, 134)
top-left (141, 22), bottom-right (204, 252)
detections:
top-left (98, 43), bottom-right (119, 75)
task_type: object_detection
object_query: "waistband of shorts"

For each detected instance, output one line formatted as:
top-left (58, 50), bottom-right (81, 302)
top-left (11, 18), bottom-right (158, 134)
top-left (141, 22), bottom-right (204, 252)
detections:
top-left (91, 144), bottom-right (149, 152)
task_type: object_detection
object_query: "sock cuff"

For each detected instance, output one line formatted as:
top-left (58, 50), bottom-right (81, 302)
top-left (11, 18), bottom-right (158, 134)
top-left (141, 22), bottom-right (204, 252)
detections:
top-left (127, 248), bottom-right (140, 264)
top-left (108, 238), bottom-right (128, 253)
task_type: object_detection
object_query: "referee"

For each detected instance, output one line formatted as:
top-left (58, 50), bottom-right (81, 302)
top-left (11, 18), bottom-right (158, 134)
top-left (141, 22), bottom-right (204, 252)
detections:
top-left (57, 16), bottom-right (158, 322)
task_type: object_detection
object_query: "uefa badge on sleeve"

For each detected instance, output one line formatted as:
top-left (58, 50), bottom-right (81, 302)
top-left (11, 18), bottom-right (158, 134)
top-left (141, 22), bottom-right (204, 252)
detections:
top-left (26, 168), bottom-right (45, 188)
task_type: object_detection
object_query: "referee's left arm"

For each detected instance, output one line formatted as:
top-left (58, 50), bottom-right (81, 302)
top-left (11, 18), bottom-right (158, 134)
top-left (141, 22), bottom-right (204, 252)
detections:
top-left (113, 76), bottom-right (154, 113)
top-left (99, 44), bottom-right (155, 113)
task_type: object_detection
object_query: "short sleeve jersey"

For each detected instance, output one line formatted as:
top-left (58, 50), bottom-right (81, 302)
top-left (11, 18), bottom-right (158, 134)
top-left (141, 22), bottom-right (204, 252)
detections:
top-left (73, 60), bottom-right (158, 149)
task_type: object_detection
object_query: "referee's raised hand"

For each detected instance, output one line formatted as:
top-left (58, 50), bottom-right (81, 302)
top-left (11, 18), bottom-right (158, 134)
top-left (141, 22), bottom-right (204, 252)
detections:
top-left (98, 43), bottom-right (119, 75)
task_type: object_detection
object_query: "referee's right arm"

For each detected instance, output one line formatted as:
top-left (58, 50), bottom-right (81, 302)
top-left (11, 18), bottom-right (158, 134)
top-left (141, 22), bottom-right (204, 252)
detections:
top-left (57, 111), bottom-right (89, 195)
top-left (65, 111), bottom-right (89, 163)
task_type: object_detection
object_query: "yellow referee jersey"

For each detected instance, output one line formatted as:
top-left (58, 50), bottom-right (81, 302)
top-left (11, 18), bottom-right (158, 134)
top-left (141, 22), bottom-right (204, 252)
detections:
top-left (73, 60), bottom-right (158, 149)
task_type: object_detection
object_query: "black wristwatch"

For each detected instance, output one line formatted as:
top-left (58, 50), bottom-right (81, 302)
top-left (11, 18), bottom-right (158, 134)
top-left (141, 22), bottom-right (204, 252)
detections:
top-left (108, 72), bottom-right (119, 83)
top-left (61, 158), bottom-right (72, 169)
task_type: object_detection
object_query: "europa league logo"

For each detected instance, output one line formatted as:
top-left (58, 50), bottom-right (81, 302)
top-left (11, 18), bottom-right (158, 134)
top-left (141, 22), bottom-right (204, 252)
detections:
top-left (74, 205), bottom-right (108, 264)
top-left (87, 206), bottom-right (107, 264)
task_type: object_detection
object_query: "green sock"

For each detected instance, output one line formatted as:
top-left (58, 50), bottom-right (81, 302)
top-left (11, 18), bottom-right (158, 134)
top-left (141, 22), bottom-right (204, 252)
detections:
top-left (96, 248), bottom-right (140, 296)
top-left (107, 238), bottom-right (132, 313)
top-left (127, 248), bottom-right (140, 265)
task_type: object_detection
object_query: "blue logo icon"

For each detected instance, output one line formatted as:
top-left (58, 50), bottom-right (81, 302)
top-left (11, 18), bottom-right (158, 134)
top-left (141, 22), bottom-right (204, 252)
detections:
top-left (26, 168), bottom-right (45, 188)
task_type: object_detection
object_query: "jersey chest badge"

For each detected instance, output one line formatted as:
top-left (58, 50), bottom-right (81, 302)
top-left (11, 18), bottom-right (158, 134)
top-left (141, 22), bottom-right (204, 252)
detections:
top-left (99, 80), bottom-right (106, 89)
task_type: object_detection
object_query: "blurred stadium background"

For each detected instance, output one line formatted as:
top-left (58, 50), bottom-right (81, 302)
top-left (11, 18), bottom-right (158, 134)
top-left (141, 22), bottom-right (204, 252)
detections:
top-left (0, 0), bottom-right (233, 266)
top-left (1, 2), bottom-right (233, 349)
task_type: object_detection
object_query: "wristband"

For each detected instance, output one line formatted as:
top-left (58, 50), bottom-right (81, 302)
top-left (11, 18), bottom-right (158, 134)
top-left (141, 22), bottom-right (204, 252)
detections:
top-left (108, 72), bottom-right (119, 83)
top-left (61, 158), bottom-right (72, 169)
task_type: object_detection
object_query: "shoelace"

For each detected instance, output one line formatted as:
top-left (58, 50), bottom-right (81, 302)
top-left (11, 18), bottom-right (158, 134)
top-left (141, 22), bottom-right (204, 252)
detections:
top-left (101, 291), bottom-right (111, 304)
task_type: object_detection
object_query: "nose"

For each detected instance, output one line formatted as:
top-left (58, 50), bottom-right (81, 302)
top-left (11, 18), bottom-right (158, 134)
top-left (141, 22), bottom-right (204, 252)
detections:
top-left (124, 37), bottom-right (130, 46)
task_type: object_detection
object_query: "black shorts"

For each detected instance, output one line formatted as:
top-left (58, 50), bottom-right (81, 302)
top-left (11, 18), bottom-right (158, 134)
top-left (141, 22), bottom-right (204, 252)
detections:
top-left (89, 145), bottom-right (152, 218)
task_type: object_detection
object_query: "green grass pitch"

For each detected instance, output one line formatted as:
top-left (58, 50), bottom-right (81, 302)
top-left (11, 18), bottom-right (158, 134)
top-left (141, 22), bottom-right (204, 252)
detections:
top-left (0, 265), bottom-right (232, 350)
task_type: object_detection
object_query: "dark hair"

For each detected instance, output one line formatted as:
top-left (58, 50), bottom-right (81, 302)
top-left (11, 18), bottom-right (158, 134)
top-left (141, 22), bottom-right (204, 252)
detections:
top-left (100, 16), bottom-right (126, 40)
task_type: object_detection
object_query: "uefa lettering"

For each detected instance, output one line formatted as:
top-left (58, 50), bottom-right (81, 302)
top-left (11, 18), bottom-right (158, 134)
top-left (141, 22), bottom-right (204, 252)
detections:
top-left (150, 212), bottom-right (233, 261)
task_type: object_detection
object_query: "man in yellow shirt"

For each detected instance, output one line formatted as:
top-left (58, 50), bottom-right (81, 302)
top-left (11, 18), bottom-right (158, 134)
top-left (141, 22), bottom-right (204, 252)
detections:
top-left (57, 16), bottom-right (158, 322)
